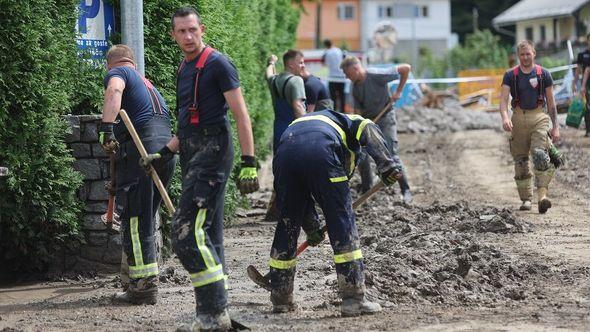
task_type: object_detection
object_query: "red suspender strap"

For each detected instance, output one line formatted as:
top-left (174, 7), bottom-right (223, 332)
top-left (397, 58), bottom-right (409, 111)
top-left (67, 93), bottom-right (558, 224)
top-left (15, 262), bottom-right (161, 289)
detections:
top-left (189, 46), bottom-right (215, 125)
top-left (511, 66), bottom-right (519, 108)
top-left (135, 69), bottom-right (164, 115)
top-left (535, 65), bottom-right (544, 107)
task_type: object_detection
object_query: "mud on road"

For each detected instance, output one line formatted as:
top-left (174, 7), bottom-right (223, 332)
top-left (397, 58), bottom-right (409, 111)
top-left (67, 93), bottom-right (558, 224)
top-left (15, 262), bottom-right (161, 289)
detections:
top-left (1, 107), bottom-right (590, 331)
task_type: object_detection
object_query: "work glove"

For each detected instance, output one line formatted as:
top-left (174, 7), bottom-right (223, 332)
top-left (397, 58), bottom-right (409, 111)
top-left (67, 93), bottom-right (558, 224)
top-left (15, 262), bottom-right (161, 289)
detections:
top-left (548, 144), bottom-right (565, 169)
top-left (98, 122), bottom-right (119, 153)
top-left (140, 145), bottom-right (175, 174)
top-left (236, 155), bottom-right (259, 195)
top-left (306, 228), bottom-right (325, 247)
top-left (380, 165), bottom-right (403, 186)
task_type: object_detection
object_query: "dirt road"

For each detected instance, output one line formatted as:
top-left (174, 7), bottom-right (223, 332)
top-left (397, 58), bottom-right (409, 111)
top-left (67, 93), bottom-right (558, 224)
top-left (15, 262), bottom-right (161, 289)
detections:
top-left (1, 126), bottom-right (589, 331)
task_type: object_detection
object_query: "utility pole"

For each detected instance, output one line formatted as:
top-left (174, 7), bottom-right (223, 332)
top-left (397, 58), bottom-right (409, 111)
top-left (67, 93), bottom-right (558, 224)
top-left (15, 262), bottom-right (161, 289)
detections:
top-left (121, 0), bottom-right (145, 74)
top-left (472, 7), bottom-right (479, 32)
top-left (315, 2), bottom-right (322, 49)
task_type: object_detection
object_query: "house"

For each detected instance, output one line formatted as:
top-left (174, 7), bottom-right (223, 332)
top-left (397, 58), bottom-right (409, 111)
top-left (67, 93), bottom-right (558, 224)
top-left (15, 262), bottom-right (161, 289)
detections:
top-left (295, 0), bottom-right (361, 50)
top-left (295, 0), bottom-right (454, 63)
top-left (493, 0), bottom-right (590, 47)
top-left (359, 0), bottom-right (454, 58)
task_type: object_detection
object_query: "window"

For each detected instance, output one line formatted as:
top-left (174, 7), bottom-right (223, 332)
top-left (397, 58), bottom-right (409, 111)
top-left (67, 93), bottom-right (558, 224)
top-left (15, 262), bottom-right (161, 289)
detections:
top-left (525, 27), bottom-right (533, 40)
top-left (421, 5), bottom-right (428, 17)
top-left (540, 25), bottom-right (546, 41)
top-left (338, 3), bottom-right (355, 20)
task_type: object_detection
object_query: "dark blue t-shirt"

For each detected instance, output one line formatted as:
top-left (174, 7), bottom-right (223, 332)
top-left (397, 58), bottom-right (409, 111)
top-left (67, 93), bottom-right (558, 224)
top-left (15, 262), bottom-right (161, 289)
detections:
top-left (103, 66), bottom-right (170, 129)
top-left (501, 66), bottom-right (553, 110)
top-left (304, 75), bottom-right (330, 106)
top-left (176, 50), bottom-right (240, 138)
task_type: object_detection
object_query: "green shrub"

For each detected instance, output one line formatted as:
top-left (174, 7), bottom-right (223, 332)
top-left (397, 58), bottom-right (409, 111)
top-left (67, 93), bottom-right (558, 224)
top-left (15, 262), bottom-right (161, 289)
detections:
top-left (0, 0), bottom-right (84, 272)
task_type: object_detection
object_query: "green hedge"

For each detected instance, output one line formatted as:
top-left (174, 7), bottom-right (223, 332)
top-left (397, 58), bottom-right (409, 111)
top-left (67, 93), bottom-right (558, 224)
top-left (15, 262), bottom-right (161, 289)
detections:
top-left (0, 0), bottom-right (299, 271)
top-left (0, 0), bottom-right (84, 272)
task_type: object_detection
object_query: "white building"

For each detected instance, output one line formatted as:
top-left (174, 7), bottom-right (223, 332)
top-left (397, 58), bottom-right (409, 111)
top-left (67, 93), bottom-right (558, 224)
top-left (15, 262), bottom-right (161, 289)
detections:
top-left (360, 0), bottom-right (456, 62)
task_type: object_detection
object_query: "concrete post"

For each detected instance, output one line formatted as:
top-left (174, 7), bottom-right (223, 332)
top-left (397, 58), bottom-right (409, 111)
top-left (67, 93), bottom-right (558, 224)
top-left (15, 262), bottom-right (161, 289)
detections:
top-left (121, 0), bottom-right (145, 75)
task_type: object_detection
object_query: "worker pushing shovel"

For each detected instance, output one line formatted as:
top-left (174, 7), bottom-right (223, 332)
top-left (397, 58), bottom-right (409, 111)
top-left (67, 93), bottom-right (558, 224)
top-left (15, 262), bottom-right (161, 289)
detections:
top-left (257, 109), bottom-right (403, 317)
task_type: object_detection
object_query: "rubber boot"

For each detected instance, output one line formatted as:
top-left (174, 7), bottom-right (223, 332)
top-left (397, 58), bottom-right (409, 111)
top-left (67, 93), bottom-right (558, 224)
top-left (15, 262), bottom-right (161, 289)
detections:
top-left (537, 187), bottom-right (552, 214)
top-left (519, 200), bottom-right (532, 211)
top-left (270, 267), bottom-right (297, 313)
top-left (338, 275), bottom-right (381, 317)
top-left (191, 308), bottom-right (231, 332)
top-left (113, 276), bottom-right (158, 305)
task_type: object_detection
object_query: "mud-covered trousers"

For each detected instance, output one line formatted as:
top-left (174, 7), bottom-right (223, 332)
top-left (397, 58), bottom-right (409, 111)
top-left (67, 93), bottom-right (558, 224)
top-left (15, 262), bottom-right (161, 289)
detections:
top-left (172, 122), bottom-right (234, 316)
top-left (359, 110), bottom-right (410, 193)
top-left (270, 130), bottom-right (364, 297)
top-left (116, 115), bottom-right (175, 281)
top-left (510, 107), bottom-right (555, 201)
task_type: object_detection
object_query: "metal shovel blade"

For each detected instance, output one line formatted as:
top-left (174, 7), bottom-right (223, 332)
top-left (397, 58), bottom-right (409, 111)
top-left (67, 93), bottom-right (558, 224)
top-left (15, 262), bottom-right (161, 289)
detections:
top-left (246, 265), bottom-right (271, 291)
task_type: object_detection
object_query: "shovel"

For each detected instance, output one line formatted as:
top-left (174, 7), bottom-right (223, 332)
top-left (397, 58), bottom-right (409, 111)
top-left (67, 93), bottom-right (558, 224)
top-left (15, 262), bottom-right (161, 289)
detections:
top-left (101, 151), bottom-right (121, 233)
top-left (247, 181), bottom-right (385, 291)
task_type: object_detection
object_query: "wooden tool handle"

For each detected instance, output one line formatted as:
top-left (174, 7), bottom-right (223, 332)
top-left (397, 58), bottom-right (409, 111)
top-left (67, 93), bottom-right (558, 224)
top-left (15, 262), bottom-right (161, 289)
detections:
top-left (372, 100), bottom-right (394, 123)
top-left (118, 109), bottom-right (176, 216)
top-left (295, 181), bottom-right (384, 257)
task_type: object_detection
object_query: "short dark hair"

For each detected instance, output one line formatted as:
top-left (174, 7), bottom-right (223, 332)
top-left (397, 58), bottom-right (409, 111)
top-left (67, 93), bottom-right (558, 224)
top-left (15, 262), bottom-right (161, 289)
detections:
top-left (283, 49), bottom-right (303, 66)
top-left (323, 39), bottom-right (332, 48)
top-left (171, 6), bottom-right (201, 29)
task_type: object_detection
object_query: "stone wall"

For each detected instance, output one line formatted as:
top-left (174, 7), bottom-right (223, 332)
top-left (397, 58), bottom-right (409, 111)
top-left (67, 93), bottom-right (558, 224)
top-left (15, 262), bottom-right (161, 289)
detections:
top-left (57, 114), bottom-right (121, 272)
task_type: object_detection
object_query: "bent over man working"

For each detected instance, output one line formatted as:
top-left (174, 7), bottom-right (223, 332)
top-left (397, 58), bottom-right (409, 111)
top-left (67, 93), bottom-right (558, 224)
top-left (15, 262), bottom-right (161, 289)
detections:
top-left (341, 56), bottom-right (413, 204)
top-left (143, 7), bottom-right (259, 331)
top-left (99, 44), bottom-right (176, 304)
top-left (499, 40), bottom-right (559, 213)
top-left (268, 109), bottom-right (402, 317)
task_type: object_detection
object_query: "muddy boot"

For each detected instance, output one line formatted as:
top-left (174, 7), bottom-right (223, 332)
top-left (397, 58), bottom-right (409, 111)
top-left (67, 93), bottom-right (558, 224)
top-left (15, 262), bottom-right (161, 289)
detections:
top-left (271, 291), bottom-right (297, 313)
top-left (191, 309), bottom-right (231, 332)
top-left (338, 275), bottom-right (381, 317)
top-left (519, 200), bottom-right (532, 211)
top-left (113, 276), bottom-right (158, 305)
top-left (537, 187), bottom-right (552, 214)
top-left (402, 190), bottom-right (413, 205)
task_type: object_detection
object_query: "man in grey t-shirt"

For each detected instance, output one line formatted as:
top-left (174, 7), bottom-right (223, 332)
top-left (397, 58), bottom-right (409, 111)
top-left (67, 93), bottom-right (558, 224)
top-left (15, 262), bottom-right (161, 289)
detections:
top-left (341, 56), bottom-right (413, 204)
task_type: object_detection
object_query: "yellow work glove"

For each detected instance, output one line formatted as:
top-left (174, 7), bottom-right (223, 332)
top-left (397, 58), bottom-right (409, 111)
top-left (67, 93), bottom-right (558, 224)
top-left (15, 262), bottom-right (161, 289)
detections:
top-left (237, 155), bottom-right (259, 195)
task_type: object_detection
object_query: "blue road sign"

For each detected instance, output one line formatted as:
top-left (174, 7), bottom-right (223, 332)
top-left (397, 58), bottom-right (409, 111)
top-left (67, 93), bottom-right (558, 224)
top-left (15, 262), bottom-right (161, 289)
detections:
top-left (76, 0), bottom-right (115, 61)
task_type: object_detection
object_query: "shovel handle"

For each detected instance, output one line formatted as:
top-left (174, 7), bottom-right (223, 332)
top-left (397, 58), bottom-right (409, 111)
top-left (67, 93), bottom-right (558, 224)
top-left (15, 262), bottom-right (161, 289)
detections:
top-left (119, 109), bottom-right (176, 216)
top-left (372, 100), bottom-right (394, 124)
top-left (295, 181), bottom-right (385, 257)
top-left (105, 152), bottom-right (116, 225)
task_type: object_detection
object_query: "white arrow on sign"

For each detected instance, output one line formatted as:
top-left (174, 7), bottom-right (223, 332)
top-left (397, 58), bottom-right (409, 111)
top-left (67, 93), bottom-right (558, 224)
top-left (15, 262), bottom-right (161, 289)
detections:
top-left (108, 24), bottom-right (112, 37)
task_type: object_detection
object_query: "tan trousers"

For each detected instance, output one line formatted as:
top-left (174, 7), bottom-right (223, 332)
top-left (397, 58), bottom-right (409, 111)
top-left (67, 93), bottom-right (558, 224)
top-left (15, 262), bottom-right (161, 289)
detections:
top-left (509, 107), bottom-right (555, 201)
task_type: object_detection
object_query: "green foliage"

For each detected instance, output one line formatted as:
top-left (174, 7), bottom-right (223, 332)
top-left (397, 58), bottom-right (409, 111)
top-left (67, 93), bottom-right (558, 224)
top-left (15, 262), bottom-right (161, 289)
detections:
top-left (451, 0), bottom-right (519, 44)
top-left (537, 56), bottom-right (569, 81)
top-left (418, 29), bottom-right (509, 79)
top-left (0, 0), bottom-right (84, 272)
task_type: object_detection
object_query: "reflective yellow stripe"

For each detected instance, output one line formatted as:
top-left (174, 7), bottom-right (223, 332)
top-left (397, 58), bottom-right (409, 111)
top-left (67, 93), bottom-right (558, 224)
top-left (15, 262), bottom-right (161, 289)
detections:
top-left (195, 209), bottom-right (217, 268)
top-left (224, 274), bottom-right (229, 290)
top-left (334, 249), bottom-right (363, 264)
top-left (129, 262), bottom-right (158, 278)
top-left (130, 216), bottom-right (144, 267)
top-left (190, 264), bottom-right (225, 288)
top-left (330, 176), bottom-right (348, 183)
top-left (291, 115), bottom-right (347, 148)
top-left (291, 115), bottom-right (357, 175)
top-left (515, 178), bottom-right (531, 188)
top-left (345, 114), bottom-right (364, 121)
top-left (269, 257), bottom-right (297, 269)
top-left (355, 119), bottom-right (372, 140)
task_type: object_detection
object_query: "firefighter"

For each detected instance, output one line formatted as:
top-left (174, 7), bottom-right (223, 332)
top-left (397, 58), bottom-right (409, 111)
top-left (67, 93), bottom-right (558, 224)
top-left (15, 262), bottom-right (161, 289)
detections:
top-left (499, 40), bottom-right (560, 213)
top-left (268, 109), bottom-right (402, 317)
top-left (99, 44), bottom-right (176, 304)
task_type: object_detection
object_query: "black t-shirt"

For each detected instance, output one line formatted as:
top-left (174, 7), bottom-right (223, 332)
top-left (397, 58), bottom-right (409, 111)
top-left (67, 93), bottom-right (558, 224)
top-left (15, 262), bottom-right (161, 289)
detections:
top-left (176, 49), bottom-right (240, 138)
top-left (304, 75), bottom-right (330, 106)
top-left (501, 66), bottom-right (553, 110)
top-left (104, 66), bottom-right (170, 130)
top-left (577, 49), bottom-right (590, 73)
